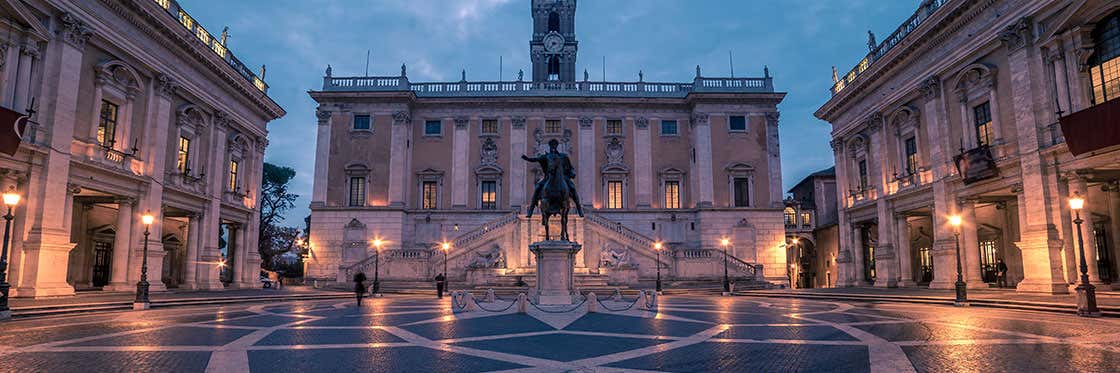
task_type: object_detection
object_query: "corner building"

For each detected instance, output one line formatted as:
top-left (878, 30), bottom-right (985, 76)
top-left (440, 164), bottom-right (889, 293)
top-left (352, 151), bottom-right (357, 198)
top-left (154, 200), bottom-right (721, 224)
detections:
top-left (307, 0), bottom-right (787, 288)
top-left (0, 0), bottom-right (284, 297)
top-left (817, 0), bottom-right (1120, 293)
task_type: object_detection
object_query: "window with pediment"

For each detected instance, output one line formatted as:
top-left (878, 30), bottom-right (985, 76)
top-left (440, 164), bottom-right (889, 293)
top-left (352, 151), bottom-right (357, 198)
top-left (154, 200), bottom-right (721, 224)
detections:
top-left (725, 162), bottom-right (755, 208)
top-left (90, 61), bottom-right (143, 152)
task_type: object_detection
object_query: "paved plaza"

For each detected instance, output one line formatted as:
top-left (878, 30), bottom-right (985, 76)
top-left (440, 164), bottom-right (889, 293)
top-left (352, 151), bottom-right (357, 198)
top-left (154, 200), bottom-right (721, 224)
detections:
top-left (3, 295), bottom-right (1120, 372)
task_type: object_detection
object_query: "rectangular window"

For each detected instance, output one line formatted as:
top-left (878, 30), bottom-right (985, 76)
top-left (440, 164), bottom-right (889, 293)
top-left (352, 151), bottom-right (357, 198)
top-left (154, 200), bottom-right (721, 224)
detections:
top-left (664, 181), bottom-right (680, 209)
top-left (228, 160), bottom-right (239, 192)
top-left (480, 181), bottom-right (497, 210)
top-left (858, 160), bottom-right (868, 189)
top-left (422, 181), bottom-right (438, 209)
top-left (545, 119), bottom-right (562, 134)
top-left (98, 101), bottom-right (119, 147)
top-left (801, 212), bottom-right (812, 226)
top-left (784, 208), bottom-right (797, 225)
top-left (481, 119), bottom-right (498, 134)
top-left (176, 136), bottom-right (191, 173)
top-left (661, 120), bottom-right (678, 135)
top-left (973, 101), bottom-right (993, 147)
top-left (607, 180), bottom-right (624, 209)
top-left (904, 136), bottom-right (918, 174)
top-left (729, 115), bottom-right (747, 131)
top-left (424, 120), bottom-right (442, 136)
top-left (606, 120), bottom-right (622, 135)
top-left (348, 177), bottom-right (366, 206)
top-left (1090, 58), bottom-right (1120, 104)
top-left (353, 115), bottom-right (371, 130)
top-left (733, 178), bottom-right (750, 207)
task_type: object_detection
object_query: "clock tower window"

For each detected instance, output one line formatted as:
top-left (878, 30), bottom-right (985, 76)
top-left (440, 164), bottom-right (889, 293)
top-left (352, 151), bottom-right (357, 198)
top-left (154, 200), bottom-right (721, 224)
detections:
top-left (548, 12), bottom-right (560, 32)
top-left (548, 56), bottom-right (560, 81)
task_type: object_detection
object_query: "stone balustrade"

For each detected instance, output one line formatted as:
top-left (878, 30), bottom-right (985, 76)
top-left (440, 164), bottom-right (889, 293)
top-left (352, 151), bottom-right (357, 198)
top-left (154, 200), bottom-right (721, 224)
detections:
top-left (322, 75), bottom-right (773, 98)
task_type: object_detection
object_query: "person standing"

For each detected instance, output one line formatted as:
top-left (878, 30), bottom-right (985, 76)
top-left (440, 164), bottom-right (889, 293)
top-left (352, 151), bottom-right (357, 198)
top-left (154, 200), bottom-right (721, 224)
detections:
top-left (353, 272), bottom-right (368, 306)
top-left (996, 259), bottom-right (1008, 288)
top-left (435, 273), bottom-right (446, 299)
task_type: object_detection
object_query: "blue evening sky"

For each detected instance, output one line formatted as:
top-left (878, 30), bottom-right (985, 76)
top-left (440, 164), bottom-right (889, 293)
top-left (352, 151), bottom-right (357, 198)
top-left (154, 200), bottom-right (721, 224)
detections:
top-left (183, 0), bottom-right (921, 226)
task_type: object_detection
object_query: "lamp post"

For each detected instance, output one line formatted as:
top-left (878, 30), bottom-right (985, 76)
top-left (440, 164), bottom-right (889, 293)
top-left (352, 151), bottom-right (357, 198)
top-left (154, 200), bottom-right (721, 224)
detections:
top-left (721, 238), bottom-right (731, 295)
top-left (372, 239), bottom-right (382, 297)
top-left (441, 242), bottom-right (450, 296)
top-left (949, 215), bottom-right (967, 306)
top-left (1069, 196), bottom-right (1101, 317)
top-left (654, 242), bottom-right (663, 294)
top-left (0, 191), bottom-right (20, 320)
top-left (134, 211), bottom-right (155, 310)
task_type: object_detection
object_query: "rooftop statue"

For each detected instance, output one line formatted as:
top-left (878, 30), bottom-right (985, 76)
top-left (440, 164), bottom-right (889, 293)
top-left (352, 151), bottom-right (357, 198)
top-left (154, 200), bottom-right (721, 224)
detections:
top-left (522, 139), bottom-right (584, 241)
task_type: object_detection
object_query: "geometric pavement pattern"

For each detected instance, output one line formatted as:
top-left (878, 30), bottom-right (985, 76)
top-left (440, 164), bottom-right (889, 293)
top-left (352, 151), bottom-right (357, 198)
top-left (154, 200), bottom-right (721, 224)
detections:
top-left (2, 295), bottom-right (1120, 372)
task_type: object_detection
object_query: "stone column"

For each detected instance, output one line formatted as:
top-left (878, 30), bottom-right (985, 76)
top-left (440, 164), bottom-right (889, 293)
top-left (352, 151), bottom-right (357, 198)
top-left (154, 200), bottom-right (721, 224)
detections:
top-left (311, 109), bottom-right (332, 205)
top-left (850, 224), bottom-right (866, 286)
top-left (0, 41), bottom-right (19, 107)
top-left (830, 139), bottom-right (855, 287)
top-left (12, 41), bottom-right (37, 114)
top-left (633, 118), bottom-right (652, 208)
top-left (451, 117), bottom-right (469, 208)
top-left (1067, 174), bottom-right (1101, 283)
top-left (959, 202), bottom-right (985, 288)
top-left (690, 113), bottom-right (714, 207)
top-left (105, 198), bottom-right (134, 291)
top-left (230, 224), bottom-right (248, 287)
top-left (577, 117), bottom-right (595, 209)
top-left (1002, 18), bottom-right (1068, 294)
top-left (869, 117), bottom-right (897, 287)
top-left (17, 15), bottom-right (90, 297)
top-left (765, 113), bottom-right (783, 207)
top-left (1106, 181), bottom-right (1120, 289)
top-left (180, 213), bottom-right (201, 289)
top-left (197, 116), bottom-right (230, 291)
top-left (897, 215), bottom-right (915, 287)
top-left (509, 117), bottom-right (527, 210)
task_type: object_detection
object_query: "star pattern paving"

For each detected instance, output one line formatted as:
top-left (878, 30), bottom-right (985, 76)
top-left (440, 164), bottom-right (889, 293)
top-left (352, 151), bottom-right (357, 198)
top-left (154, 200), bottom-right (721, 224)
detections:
top-left (2, 295), bottom-right (1120, 372)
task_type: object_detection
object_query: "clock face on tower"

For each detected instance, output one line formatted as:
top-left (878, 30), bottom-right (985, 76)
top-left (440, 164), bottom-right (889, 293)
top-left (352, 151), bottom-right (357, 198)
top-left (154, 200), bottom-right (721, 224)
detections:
top-left (543, 33), bottom-right (564, 53)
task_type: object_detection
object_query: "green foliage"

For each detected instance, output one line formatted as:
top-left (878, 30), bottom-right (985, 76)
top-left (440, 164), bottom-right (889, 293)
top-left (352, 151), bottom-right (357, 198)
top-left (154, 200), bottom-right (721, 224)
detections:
top-left (258, 162), bottom-right (300, 270)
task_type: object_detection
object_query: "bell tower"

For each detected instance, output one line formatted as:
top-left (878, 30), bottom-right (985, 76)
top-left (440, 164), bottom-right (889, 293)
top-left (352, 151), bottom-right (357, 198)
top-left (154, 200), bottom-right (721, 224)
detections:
top-left (530, 0), bottom-right (577, 82)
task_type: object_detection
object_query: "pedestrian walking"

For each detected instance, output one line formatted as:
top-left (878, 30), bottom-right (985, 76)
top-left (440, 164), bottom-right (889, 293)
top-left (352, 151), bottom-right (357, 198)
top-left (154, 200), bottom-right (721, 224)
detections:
top-left (435, 273), bottom-right (446, 299)
top-left (353, 272), bottom-right (368, 306)
top-left (996, 259), bottom-right (1008, 288)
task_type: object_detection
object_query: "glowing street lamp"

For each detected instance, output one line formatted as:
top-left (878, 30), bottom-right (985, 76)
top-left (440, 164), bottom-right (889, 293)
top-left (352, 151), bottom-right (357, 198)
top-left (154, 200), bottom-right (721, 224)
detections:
top-left (654, 242), bottom-right (664, 294)
top-left (0, 190), bottom-right (21, 319)
top-left (1069, 195), bottom-right (1100, 317)
top-left (949, 215), bottom-right (967, 306)
top-left (135, 211), bottom-right (156, 310)
top-left (372, 239), bottom-right (383, 297)
top-left (441, 242), bottom-right (450, 294)
top-left (721, 238), bottom-right (731, 295)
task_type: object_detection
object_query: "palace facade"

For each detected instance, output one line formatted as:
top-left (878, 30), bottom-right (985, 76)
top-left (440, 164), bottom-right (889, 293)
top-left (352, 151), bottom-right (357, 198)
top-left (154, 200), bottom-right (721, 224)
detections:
top-left (306, 0), bottom-right (787, 288)
top-left (0, 0), bottom-right (284, 297)
top-left (817, 0), bottom-right (1120, 293)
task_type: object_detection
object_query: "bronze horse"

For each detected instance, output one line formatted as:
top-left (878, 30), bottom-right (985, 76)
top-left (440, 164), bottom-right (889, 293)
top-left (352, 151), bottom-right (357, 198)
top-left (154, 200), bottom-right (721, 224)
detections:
top-left (522, 139), bottom-right (583, 241)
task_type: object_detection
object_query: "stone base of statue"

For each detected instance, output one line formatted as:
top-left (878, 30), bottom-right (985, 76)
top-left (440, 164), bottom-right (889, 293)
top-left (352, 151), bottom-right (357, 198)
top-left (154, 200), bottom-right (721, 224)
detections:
top-left (466, 267), bottom-right (504, 286)
top-left (601, 266), bottom-right (639, 286)
top-left (530, 240), bottom-right (582, 305)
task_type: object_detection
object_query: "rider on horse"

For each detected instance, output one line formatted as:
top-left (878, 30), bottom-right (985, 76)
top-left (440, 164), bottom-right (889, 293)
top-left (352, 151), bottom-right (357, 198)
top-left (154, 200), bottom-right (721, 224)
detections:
top-left (521, 139), bottom-right (585, 218)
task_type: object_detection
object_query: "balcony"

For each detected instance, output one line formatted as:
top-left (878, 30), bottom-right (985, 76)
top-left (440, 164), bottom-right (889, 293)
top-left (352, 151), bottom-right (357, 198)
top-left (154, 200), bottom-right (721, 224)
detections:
top-left (953, 145), bottom-right (999, 185)
top-left (846, 186), bottom-right (878, 207)
top-left (322, 75), bottom-right (774, 98)
top-left (889, 168), bottom-right (932, 194)
top-left (165, 169), bottom-right (207, 195)
top-left (1059, 97), bottom-right (1120, 156)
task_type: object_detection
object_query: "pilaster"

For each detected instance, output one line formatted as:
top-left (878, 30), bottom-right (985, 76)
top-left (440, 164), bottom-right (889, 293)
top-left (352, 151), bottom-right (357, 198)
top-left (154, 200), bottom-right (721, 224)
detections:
top-left (633, 117), bottom-right (652, 208)
top-left (690, 113), bottom-right (714, 207)
top-left (509, 117), bottom-right (527, 209)
top-left (765, 112), bottom-right (782, 208)
top-left (312, 108), bottom-right (332, 204)
top-left (451, 117), bottom-right (469, 208)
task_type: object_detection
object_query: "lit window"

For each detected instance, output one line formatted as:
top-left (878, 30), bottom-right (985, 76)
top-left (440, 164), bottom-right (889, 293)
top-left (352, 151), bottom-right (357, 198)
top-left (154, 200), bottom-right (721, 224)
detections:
top-left (661, 120), bottom-right (678, 135)
top-left (607, 180), bottom-right (623, 209)
top-left (480, 181), bottom-right (497, 209)
top-left (606, 120), bottom-right (622, 135)
top-left (904, 136), bottom-right (918, 174)
top-left (664, 181), bottom-right (680, 209)
top-left (482, 119), bottom-right (498, 134)
top-left (353, 115), bottom-right (371, 130)
top-left (425, 120), bottom-right (442, 136)
top-left (228, 160), bottom-right (239, 192)
top-left (177, 136), bottom-right (191, 174)
top-left (545, 119), bottom-right (562, 134)
top-left (801, 212), bottom-right (811, 226)
top-left (1089, 11), bottom-right (1120, 104)
top-left (973, 101), bottom-right (993, 147)
top-left (349, 177), bottom-right (366, 206)
top-left (97, 101), bottom-right (119, 147)
top-left (858, 160), bottom-right (868, 190)
top-left (733, 178), bottom-right (750, 207)
top-left (784, 207), bottom-right (797, 225)
top-left (422, 181), bottom-right (438, 209)
top-left (178, 10), bottom-right (194, 29)
top-left (729, 115), bottom-right (747, 131)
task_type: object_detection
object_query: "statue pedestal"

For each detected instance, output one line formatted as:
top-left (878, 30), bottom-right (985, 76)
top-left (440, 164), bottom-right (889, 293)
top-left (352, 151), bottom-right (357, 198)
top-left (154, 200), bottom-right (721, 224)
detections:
top-left (602, 266), bottom-right (639, 286)
top-left (466, 268), bottom-right (504, 286)
top-left (530, 240), bottom-right (582, 305)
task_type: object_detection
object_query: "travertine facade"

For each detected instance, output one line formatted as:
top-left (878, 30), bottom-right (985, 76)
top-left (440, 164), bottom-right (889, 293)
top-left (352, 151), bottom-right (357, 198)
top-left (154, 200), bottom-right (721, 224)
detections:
top-left (0, 0), bottom-right (283, 297)
top-left (817, 0), bottom-right (1120, 293)
top-left (307, 0), bottom-right (787, 288)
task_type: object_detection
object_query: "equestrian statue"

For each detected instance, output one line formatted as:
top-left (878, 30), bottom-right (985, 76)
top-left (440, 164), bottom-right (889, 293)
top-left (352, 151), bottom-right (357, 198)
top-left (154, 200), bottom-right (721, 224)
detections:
top-left (521, 139), bottom-right (584, 241)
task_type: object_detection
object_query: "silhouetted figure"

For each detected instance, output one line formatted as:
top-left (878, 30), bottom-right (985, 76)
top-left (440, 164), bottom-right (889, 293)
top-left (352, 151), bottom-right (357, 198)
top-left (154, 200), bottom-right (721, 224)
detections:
top-left (435, 273), bottom-right (446, 299)
top-left (996, 259), bottom-right (1008, 288)
top-left (353, 272), bottom-right (367, 306)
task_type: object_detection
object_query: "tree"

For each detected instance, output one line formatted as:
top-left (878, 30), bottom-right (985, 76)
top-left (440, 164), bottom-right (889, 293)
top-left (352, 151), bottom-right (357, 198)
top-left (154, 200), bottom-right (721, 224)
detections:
top-left (259, 162), bottom-right (299, 270)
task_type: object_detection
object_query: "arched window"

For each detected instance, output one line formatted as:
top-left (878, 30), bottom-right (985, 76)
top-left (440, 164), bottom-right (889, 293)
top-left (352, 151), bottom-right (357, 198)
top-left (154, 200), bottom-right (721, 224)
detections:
top-left (547, 56), bottom-right (560, 81)
top-left (784, 207), bottom-right (797, 226)
top-left (548, 12), bottom-right (560, 32)
top-left (1089, 10), bottom-right (1120, 104)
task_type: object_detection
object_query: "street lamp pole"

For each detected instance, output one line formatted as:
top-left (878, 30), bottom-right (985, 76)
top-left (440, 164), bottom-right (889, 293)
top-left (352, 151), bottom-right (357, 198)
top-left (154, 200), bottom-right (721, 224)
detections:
top-left (372, 239), bottom-right (382, 297)
top-left (0, 191), bottom-right (21, 320)
top-left (654, 242), bottom-right (663, 294)
top-left (135, 212), bottom-right (155, 310)
top-left (721, 238), bottom-right (731, 296)
top-left (1070, 196), bottom-right (1100, 317)
top-left (442, 243), bottom-right (450, 294)
top-left (950, 215), bottom-right (967, 306)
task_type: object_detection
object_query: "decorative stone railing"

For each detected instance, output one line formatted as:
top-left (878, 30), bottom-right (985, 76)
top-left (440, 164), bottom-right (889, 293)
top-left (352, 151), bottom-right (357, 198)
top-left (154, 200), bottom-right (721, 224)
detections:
top-left (322, 76), bottom-right (773, 98)
top-left (583, 213), bottom-right (654, 249)
top-left (832, 0), bottom-right (947, 95)
top-left (450, 211), bottom-right (521, 251)
top-left (151, 0), bottom-right (268, 92)
top-left (715, 249), bottom-right (764, 280)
